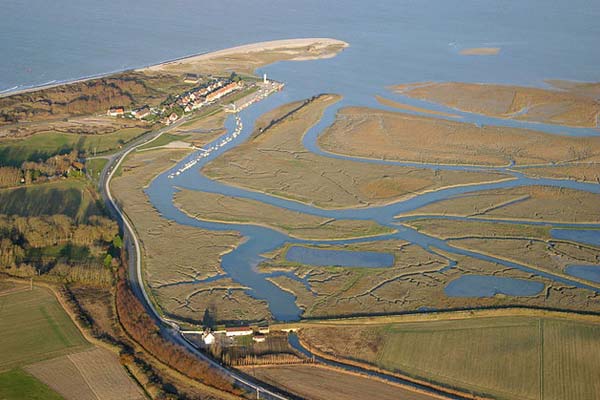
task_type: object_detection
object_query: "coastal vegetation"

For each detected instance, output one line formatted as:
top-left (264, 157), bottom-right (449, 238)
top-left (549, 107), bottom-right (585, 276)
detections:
top-left (259, 241), bottom-right (600, 316)
top-left (174, 189), bottom-right (394, 240)
top-left (298, 316), bottom-right (600, 400)
top-left (397, 185), bottom-right (600, 223)
top-left (202, 95), bottom-right (510, 209)
top-left (111, 147), bottom-right (273, 324)
top-left (319, 106), bottom-right (600, 166)
top-left (406, 218), bottom-right (600, 281)
top-left (393, 81), bottom-right (600, 128)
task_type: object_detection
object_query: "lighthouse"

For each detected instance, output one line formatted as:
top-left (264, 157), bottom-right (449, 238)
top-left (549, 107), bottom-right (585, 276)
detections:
top-left (263, 73), bottom-right (268, 84)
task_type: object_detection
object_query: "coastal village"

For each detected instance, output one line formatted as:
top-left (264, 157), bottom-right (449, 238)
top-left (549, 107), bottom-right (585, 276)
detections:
top-left (107, 72), bottom-right (283, 126)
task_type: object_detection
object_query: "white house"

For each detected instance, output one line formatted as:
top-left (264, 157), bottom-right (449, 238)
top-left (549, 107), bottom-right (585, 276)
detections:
top-left (202, 331), bottom-right (215, 345)
top-left (225, 326), bottom-right (253, 337)
top-left (252, 334), bottom-right (266, 343)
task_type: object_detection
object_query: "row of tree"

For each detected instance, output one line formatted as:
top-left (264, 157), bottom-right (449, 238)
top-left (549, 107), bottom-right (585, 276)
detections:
top-left (115, 268), bottom-right (238, 394)
top-left (0, 214), bottom-right (119, 285)
top-left (0, 149), bottom-right (84, 188)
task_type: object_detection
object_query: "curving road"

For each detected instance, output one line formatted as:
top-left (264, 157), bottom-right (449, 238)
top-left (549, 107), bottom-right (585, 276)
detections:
top-left (97, 119), bottom-right (292, 400)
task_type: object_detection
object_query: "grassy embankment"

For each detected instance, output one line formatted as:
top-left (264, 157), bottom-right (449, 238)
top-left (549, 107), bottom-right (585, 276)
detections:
top-left (85, 157), bottom-right (108, 185)
top-left (299, 315), bottom-right (600, 400)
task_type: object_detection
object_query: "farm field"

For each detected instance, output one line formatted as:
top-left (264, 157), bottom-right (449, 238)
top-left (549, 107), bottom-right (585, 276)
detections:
top-left (0, 179), bottom-right (102, 220)
top-left (0, 368), bottom-right (64, 400)
top-left (299, 316), bottom-right (600, 400)
top-left (0, 285), bottom-right (89, 370)
top-left (0, 127), bottom-right (147, 166)
top-left (25, 347), bottom-right (146, 400)
top-left (244, 364), bottom-right (437, 400)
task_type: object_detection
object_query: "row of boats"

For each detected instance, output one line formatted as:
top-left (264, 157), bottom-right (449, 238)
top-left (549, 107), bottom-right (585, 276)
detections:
top-left (168, 114), bottom-right (243, 179)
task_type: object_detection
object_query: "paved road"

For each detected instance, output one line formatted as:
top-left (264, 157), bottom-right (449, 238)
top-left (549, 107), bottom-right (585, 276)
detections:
top-left (96, 119), bottom-right (291, 400)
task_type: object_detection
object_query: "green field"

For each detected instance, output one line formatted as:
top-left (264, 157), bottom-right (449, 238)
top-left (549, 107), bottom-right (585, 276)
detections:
top-left (85, 157), bottom-right (108, 185)
top-left (0, 127), bottom-right (146, 166)
top-left (304, 316), bottom-right (600, 400)
top-left (0, 369), bottom-right (64, 400)
top-left (0, 179), bottom-right (102, 221)
top-left (0, 285), bottom-right (89, 371)
top-left (137, 133), bottom-right (189, 150)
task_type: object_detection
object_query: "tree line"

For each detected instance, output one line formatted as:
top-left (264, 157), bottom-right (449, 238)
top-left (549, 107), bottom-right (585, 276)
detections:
top-left (0, 214), bottom-right (118, 286)
top-left (115, 267), bottom-right (239, 394)
top-left (0, 149), bottom-right (83, 188)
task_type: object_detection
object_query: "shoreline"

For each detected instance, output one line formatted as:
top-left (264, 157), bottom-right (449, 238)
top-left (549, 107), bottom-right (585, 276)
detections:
top-left (0, 37), bottom-right (349, 99)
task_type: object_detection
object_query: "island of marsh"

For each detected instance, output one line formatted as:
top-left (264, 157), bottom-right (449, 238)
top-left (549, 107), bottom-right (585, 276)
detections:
top-left (397, 185), bottom-right (600, 223)
top-left (393, 81), bottom-right (600, 128)
top-left (202, 95), bottom-right (510, 209)
top-left (319, 106), bottom-right (600, 167)
top-left (174, 189), bottom-right (394, 240)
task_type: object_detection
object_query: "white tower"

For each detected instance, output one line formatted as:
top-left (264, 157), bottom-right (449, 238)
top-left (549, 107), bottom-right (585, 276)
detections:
top-left (263, 73), bottom-right (267, 84)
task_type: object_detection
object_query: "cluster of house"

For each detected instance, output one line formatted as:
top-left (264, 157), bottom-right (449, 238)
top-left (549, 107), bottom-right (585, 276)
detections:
top-left (106, 77), bottom-right (244, 125)
top-left (106, 105), bottom-right (151, 119)
top-left (201, 325), bottom-right (270, 346)
top-left (174, 79), bottom-right (244, 113)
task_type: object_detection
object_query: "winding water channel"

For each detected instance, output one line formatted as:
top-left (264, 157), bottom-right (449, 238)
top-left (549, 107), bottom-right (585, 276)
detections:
top-left (144, 69), bottom-right (599, 320)
top-left (127, 5), bottom-right (600, 320)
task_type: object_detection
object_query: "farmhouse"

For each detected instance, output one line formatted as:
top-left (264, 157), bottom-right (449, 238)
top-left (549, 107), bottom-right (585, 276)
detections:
top-left (252, 334), bottom-right (266, 343)
top-left (202, 331), bottom-right (215, 345)
top-left (107, 106), bottom-right (125, 116)
top-left (225, 326), bottom-right (253, 337)
top-left (258, 326), bottom-right (270, 334)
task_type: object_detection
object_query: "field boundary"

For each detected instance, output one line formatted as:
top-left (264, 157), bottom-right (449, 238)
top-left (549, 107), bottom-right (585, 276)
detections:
top-left (274, 305), bottom-right (600, 329)
top-left (296, 335), bottom-right (488, 400)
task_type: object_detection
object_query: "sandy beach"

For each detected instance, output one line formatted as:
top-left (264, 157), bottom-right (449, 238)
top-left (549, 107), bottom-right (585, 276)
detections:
top-left (145, 38), bottom-right (348, 71)
top-left (1, 38), bottom-right (348, 98)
